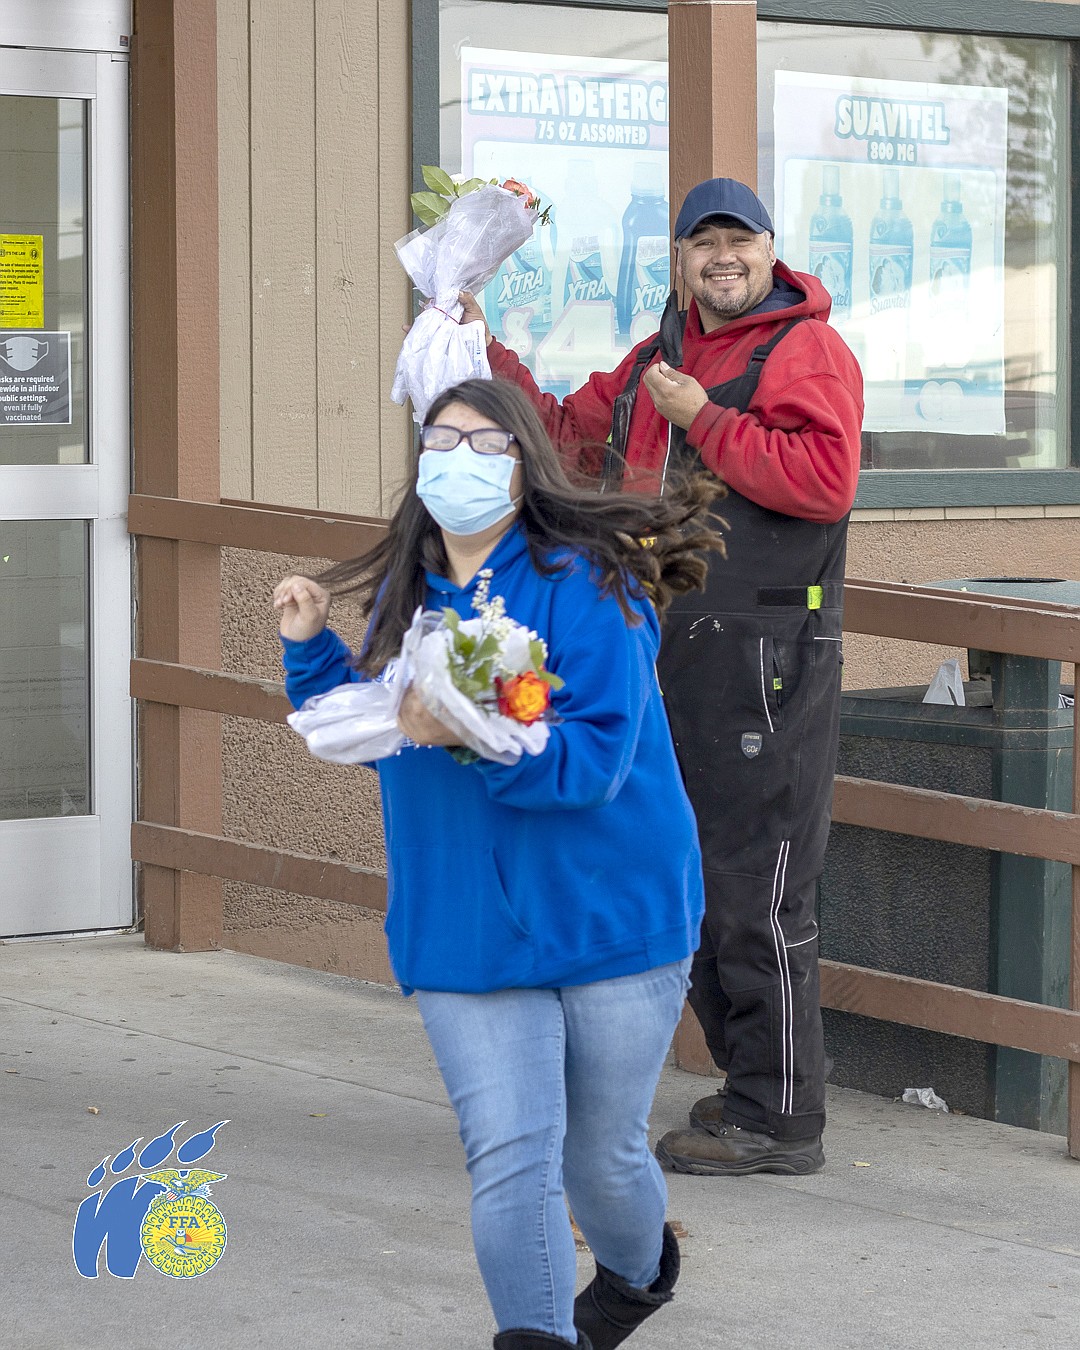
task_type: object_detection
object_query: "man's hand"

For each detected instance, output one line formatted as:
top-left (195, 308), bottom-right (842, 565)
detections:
top-left (458, 291), bottom-right (492, 346)
top-left (642, 360), bottom-right (709, 430)
top-left (397, 686), bottom-right (461, 748)
top-left (272, 575), bottom-right (332, 642)
top-left (401, 292), bottom-right (492, 343)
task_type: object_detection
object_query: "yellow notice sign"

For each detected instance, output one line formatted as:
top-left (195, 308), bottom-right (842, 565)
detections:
top-left (0, 235), bottom-right (45, 327)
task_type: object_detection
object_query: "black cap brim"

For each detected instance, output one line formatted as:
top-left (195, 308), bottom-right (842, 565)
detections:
top-left (675, 211), bottom-right (773, 240)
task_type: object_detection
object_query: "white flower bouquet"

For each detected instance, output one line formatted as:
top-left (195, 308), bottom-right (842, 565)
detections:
top-left (390, 168), bottom-right (549, 422)
top-left (288, 572), bottom-right (563, 767)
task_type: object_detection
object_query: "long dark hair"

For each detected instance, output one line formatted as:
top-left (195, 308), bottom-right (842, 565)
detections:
top-left (318, 378), bottom-right (726, 677)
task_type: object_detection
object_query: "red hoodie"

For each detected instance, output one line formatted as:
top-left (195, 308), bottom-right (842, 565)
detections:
top-left (487, 262), bottom-right (864, 524)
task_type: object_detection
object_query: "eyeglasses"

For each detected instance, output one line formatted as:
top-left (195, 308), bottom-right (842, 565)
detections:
top-left (420, 425), bottom-right (517, 456)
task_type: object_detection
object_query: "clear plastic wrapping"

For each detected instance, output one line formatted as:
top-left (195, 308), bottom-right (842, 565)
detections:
top-left (390, 185), bottom-right (538, 422)
top-left (287, 608), bottom-right (551, 767)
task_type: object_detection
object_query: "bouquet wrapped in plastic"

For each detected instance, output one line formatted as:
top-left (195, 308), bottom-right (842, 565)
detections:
top-left (390, 171), bottom-right (545, 423)
top-left (288, 571), bottom-right (563, 767)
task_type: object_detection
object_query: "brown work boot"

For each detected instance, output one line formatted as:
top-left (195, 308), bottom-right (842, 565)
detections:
top-left (655, 1123), bottom-right (824, 1176)
top-left (687, 1086), bottom-right (727, 1131)
top-left (690, 1056), bottom-right (833, 1134)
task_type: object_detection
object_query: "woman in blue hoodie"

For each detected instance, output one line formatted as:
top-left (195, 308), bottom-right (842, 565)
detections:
top-left (274, 379), bottom-right (723, 1350)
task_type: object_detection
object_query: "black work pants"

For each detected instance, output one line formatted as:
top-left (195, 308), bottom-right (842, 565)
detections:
top-left (657, 603), bottom-right (843, 1140)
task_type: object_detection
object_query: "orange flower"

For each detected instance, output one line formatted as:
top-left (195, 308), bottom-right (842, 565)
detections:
top-left (501, 178), bottom-right (539, 209)
top-left (496, 671), bottom-right (551, 725)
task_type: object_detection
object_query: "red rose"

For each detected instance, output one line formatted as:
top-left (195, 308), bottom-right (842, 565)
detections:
top-left (501, 178), bottom-right (539, 210)
top-left (495, 671), bottom-right (551, 725)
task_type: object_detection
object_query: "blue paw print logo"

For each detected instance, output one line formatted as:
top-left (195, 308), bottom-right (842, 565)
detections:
top-left (72, 1121), bottom-right (228, 1279)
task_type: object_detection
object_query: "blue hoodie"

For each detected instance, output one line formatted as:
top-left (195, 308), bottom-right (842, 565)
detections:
top-left (281, 522), bottom-right (705, 995)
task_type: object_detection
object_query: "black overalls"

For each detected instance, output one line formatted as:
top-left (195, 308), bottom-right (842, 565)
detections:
top-left (609, 314), bottom-right (847, 1140)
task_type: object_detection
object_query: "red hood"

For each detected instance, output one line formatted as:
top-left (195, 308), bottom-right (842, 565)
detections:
top-left (486, 254), bottom-right (862, 523)
top-left (684, 261), bottom-right (832, 342)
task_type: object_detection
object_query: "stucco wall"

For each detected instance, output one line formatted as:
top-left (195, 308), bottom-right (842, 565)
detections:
top-left (219, 545), bottom-right (392, 981)
top-left (845, 509), bottom-right (1080, 689)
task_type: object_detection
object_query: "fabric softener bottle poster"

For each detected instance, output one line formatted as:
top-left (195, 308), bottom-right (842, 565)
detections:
top-left (772, 70), bottom-right (1008, 436)
top-left (460, 48), bottom-right (669, 397)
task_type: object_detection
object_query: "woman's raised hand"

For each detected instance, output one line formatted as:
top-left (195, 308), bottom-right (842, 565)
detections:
top-left (272, 575), bottom-right (332, 642)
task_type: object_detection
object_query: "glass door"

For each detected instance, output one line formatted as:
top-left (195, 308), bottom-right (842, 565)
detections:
top-left (0, 47), bottom-right (131, 935)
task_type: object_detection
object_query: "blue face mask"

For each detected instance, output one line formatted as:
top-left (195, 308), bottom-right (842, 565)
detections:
top-left (416, 444), bottom-right (520, 535)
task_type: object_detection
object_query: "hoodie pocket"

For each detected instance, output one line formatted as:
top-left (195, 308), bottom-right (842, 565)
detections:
top-left (385, 844), bottom-right (535, 992)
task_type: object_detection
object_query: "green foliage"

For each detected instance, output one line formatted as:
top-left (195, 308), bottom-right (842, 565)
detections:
top-left (442, 609), bottom-right (501, 706)
top-left (421, 164), bottom-right (457, 195)
top-left (529, 638), bottom-right (564, 689)
top-left (411, 166), bottom-right (485, 227)
top-left (409, 165), bottom-right (553, 229)
top-left (410, 191), bottom-right (450, 227)
top-left (436, 594), bottom-right (560, 722)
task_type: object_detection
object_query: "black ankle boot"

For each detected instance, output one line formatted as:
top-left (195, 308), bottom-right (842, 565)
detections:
top-left (573, 1222), bottom-right (680, 1349)
top-left (493, 1331), bottom-right (591, 1349)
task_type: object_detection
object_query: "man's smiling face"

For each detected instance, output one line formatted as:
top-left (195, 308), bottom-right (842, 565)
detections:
top-left (676, 218), bottom-right (776, 330)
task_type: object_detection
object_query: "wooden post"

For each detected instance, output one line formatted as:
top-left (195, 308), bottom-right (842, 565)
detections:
top-left (667, 0), bottom-right (759, 1075)
top-left (674, 1001), bottom-right (725, 1079)
top-left (668, 0), bottom-right (759, 212)
top-left (1071, 663), bottom-right (1080, 1158)
top-left (131, 1), bottom-right (223, 951)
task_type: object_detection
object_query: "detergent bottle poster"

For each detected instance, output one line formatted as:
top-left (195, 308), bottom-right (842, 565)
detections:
top-left (460, 48), bottom-right (669, 396)
top-left (773, 70), bottom-right (1008, 436)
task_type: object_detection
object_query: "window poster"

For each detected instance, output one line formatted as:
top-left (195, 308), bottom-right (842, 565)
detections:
top-left (773, 71), bottom-right (1008, 435)
top-left (461, 48), bottom-right (669, 396)
top-left (0, 234), bottom-right (45, 328)
top-left (0, 331), bottom-right (72, 425)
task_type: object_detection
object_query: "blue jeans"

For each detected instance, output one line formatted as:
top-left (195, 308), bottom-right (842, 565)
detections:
top-left (416, 958), bottom-right (691, 1339)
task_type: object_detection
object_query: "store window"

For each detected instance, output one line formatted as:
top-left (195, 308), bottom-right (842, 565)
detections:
top-left (430, 5), bottom-right (1072, 487)
top-left (438, 1), bottom-right (667, 396)
top-left (0, 96), bottom-right (87, 465)
top-left (758, 24), bottom-right (1069, 474)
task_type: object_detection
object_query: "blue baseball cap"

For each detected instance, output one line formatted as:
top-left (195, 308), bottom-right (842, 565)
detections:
top-left (674, 178), bottom-right (774, 240)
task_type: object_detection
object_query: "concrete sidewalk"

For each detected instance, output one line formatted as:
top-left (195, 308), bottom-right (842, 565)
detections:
top-left (1, 935), bottom-right (1078, 1350)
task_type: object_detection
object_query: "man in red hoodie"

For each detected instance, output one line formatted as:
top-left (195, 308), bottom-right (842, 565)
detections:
top-left (462, 178), bottom-right (863, 1176)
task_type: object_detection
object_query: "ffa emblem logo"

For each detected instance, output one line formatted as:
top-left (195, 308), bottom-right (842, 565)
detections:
top-left (72, 1121), bottom-right (228, 1279)
top-left (741, 732), bottom-right (763, 759)
top-left (139, 1170), bottom-right (228, 1278)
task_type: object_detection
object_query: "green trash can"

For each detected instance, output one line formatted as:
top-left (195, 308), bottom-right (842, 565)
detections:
top-left (820, 577), bottom-right (1075, 1132)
